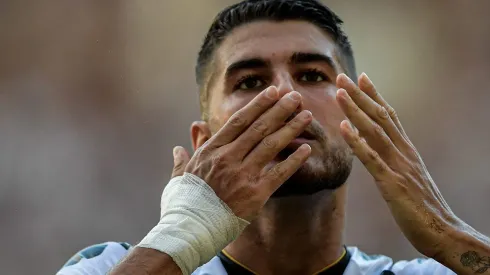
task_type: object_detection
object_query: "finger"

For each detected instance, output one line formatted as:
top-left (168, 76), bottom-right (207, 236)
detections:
top-left (211, 86), bottom-right (279, 147)
top-left (357, 73), bottom-right (410, 141)
top-left (337, 74), bottom-right (409, 151)
top-left (231, 91), bottom-right (303, 158)
top-left (171, 146), bottom-right (190, 178)
top-left (336, 88), bottom-right (400, 159)
top-left (243, 110), bottom-right (312, 168)
top-left (339, 120), bottom-right (393, 183)
top-left (260, 143), bottom-right (311, 197)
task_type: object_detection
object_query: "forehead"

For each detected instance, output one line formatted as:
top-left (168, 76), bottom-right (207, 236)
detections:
top-left (216, 20), bottom-right (340, 70)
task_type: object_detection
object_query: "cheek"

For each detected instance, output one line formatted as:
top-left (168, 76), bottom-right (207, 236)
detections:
top-left (210, 93), bottom-right (257, 132)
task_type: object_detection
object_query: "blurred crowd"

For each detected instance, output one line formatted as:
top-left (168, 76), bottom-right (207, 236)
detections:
top-left (0, 1), bottom-right (489, 274)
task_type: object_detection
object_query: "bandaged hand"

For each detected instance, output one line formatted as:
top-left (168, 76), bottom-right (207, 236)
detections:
top-left (137, 86), bottom-right (313, 275)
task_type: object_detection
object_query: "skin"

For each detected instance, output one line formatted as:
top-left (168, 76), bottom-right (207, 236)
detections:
top-left (110, 20), bottom-right (490, 275)
top-left (195, 21), bottom-right (352, 274)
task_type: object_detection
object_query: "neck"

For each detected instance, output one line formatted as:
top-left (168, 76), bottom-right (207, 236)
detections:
top-left (225, 185), bottom-right (348, 275)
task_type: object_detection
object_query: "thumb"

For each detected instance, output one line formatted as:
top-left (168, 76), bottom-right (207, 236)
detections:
top-left (171, 146), bottom-right (190, 178)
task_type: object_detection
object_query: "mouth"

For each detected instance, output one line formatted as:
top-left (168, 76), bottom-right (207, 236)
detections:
top-left (284, 129), bottom-right (316, 150)
top-left (275, 131), bottom-right (315, 161)
top-left (296, 129), bottom-right (316, 140)
top-left (284, 112), bottom-right (316, 143)
top-left (277, 113), bottom-right (318, 158)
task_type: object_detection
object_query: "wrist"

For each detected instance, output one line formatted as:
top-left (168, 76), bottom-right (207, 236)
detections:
top-left (436, 218), bottom-right (485, 263)
top-left (137, 173), bottom-right (249, 275)
top-left (416, 212), bottom-right (462, 261)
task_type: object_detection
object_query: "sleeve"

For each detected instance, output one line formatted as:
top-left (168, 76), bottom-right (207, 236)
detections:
top-left (391, 258), bottom-right (457, 275)
top-left (56, 242), bottom-right (131, 275)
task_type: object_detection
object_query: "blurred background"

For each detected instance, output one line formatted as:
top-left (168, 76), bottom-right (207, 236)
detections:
top-left (1, 0), bottom-right (490, 274)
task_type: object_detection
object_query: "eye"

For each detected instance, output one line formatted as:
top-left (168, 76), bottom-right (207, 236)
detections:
top-left (299, 69), bottom-right (328, 82)
top-left (235, 75), bottom-right (265, 91)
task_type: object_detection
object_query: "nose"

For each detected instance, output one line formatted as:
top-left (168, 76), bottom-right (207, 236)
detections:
top-left (272, 72), bottom-right (304, 114)
top-left (273, 73), bottom-right (296, 97)
top-left (271, 73), bottom-right (305, 122)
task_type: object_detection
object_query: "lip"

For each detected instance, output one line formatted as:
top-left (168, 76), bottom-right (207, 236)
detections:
top-left (286, 137), bottom-right (314, 149)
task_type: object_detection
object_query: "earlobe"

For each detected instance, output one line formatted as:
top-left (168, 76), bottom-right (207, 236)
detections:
top-left (190, 121), bottom-right (211, 151)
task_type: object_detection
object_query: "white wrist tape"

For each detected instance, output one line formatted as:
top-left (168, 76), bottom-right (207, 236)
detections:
top-left (137, 172), bottom-right (250, 275)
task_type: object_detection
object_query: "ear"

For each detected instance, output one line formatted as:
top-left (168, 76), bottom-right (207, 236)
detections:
top-left (190, 121), bottom-right (212, 151)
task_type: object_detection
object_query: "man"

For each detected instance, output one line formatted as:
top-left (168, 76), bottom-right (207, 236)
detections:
top-left (57, 0), bottom-right (490, 274)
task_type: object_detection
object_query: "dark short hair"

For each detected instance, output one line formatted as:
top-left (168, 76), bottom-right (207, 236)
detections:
top-left (196, 0), bottom-right (356, 119)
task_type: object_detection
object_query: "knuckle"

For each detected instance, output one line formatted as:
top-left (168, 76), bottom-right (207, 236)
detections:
top-left (386, 106), bottom-right (397, 118)
top-left (367, 149), bottom-right (380, 161)
top-left (246, 173), bottom-right (260, 184)
top-left (262, 136), bottom-right (278, 149)
top-left (354, 135), bottom-right (364, 146)
top-left (373, 124), bottom-right (385, 136)
top-left (287, 116), bottom-right (305, 131)
top-left (408, 147), bottom-right (420, 159)
top-left (214, 151), bottom-right (234, 168)
top-left (374, 161), bottom-right (388, 174)
top-left (173, 162), bottom-right (185, 172)
top-left (197, 146), bottom-right (211, 158)
top-left (249, 186), bottom-right (262, 198)
top-left (353, 87), bottom-right (362, 96)
top-left (229, 113), bottom-right (246, 128)
top-left (377, 106), bottom-right (390, 120)
top-left (239, 186), bottom-right (261, 207)
top-left (278, 99), bottom-right (295, 112)
top-left (226, 168), bottom-right (241, 183)
top-left (407, 160), bottom-right (423, 174)
top-left (251, 119), bottom-right (269, 137)
top-left (290, 150), bottom-right (304, 162)
top-left (396, 175), bottom-right (408, 186)
top-left (394, 178), bottom-right (409, 193)
top-left (212, 153), bottom-right (223, 166)
top-left (352, 104), bottom-right (361, 113)
top-left (271, 164), bottom-right (285, 178)
top-left (252, 99), bottom-right (265, 110)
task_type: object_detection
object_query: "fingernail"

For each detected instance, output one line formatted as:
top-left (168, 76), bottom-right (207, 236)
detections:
top-left (299, 143), bottom-right (311, 152)
top-left (347, 121), bottom-right (355, 131)
top-left (337, 88), bottom-right (348, 98)
top-left (341, 120), bottom-right (353, 131)
top-left (265, 86), bottom-right (278, 99)
top-left (361, 73), bottom-right (374, 87)
top-left (345, 75), bottom-right (354, 84)
top-left (288, 91), bottom-right (301, 101)
top-left (302, 110), bottom-right (312, 118)
top-left (173, 146), bottom-right (180, 158)
top-left (361, 72), bottom-right (370, 82)
top-left (338, 73), bottom-right (349, 83)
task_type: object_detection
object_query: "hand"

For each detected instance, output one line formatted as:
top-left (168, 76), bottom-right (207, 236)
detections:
top-left (171, 87), bottom-right (312, 221)
top-left (171, 146), bottom-right (190, 178)
top-left (336, 73), bottom-right (460, 258)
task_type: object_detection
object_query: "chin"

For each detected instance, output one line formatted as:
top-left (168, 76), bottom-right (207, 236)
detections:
top-left (270, 151), bottom-right (353, 198)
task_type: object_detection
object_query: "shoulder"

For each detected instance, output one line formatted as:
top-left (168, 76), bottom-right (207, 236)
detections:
top-left (56, 242), bottom-right (131, 275)
top-left (345, 247), bottom-right (456, 275)
top-left (56, 242), bottom-right (226, 275)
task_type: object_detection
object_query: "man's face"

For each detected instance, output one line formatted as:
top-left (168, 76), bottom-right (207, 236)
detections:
top-left (203, 20), bottom-right (353, 196)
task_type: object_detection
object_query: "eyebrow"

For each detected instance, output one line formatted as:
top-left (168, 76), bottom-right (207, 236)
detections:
top-left (225, 58), bottom-right (269, 78)
top-left (290, 52), bottom-right (336, 69)
top-left (224, 52), bottom-right (336, 79)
